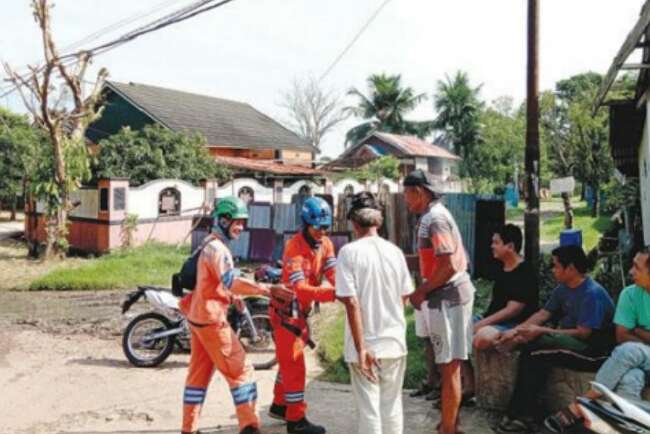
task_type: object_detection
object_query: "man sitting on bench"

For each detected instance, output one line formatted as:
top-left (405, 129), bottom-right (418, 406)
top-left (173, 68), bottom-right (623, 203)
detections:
top-left (495, 245), bottom-right (615, 433)
top-left (544, 248), bottom-right (650, 433)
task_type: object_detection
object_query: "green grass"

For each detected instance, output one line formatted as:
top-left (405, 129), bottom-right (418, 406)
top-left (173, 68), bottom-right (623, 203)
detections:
top-left (29, 243), bottom-right (190, 291)
top-left (316, 279), bottom-right (494, 389)
top-left (506, 198), bottom-right (611, 251)
top-left (540, 204), bottom-right (611, 251)
top-left (506, 205), bottom-right (524, 221)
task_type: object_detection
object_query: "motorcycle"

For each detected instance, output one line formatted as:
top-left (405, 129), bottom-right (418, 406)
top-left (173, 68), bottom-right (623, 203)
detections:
top-left (121, 286), bottom-right (276, 370)
top-left (563, 382), bottom-right (650, 433)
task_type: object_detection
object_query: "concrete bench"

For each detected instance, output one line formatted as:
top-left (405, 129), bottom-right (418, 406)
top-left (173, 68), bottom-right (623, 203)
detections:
top-left (474, 349), bottom-right (650, 413)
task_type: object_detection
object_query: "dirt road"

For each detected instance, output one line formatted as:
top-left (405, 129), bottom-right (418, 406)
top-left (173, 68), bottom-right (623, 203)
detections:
top-left (0, 291), bottom-right (494, 434)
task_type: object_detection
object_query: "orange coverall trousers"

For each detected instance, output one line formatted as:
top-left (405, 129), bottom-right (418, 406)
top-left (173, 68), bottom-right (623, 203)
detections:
top-left (182, 323), bottom-right (259, 433)
top-left (270, 309), bottom-right (309, 422)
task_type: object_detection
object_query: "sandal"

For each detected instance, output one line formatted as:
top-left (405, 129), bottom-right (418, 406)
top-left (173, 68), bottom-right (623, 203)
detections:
top-left (409, 382), bottom-right (434, 398)
top-left (496, 416), bottom-right (535, 433)
top-left (543, 407), bottom-right (583, 433)
top-left (432, 394), bottom-right (476, 409)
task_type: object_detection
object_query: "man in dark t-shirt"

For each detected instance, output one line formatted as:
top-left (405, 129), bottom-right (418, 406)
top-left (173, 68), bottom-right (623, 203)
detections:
top-left (463, 224), bottom-right (538, 401)
top-left (475, 224), bottom-right (538, 349)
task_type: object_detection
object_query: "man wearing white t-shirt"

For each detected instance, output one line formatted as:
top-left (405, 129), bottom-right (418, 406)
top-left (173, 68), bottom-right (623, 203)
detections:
top-left (336, 192), bottom-right (415, 434)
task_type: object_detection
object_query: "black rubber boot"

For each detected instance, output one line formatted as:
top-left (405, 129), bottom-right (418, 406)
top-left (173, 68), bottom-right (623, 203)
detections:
top-left (269, 403), bottom-right (287, 421)
top-left (287, 418), bottom-right (326, 434)
top-left (240, 425), bottom-right (261, 434)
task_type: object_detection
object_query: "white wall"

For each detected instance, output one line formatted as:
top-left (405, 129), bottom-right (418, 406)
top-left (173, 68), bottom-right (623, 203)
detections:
top-left (70, 189), bottom-right (99, 219)
top-left (128, 179), bottom-right (205, 220)
top-left (218, 178), bottom-right (274, 203)
top-left (283, 180), bottom-right (324, 203)
top-left (641, 109), bottom-right (650, 246)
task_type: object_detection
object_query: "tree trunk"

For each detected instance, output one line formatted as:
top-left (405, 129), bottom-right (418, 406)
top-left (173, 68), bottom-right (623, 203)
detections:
top-left (10, 196), bottom-right (17, 221)
top-left (592, 186), bottom-right (599, 218)
top-left (47, 134), bottom-right (70, 258)
top-left (561, 192), bottom-right (573, 229)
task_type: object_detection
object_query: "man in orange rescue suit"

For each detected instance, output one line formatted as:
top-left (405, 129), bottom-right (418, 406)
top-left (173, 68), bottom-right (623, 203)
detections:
top-left (179, 196), bottom-right (271, 434)
top-left (268, 196), bottom-right (337, 434)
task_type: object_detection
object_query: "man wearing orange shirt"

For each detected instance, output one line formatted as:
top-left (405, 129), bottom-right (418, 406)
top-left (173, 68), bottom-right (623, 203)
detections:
top-left (269, 197), bottom-right (337, 434)
top-left (179, 196), bottom-right (271, 434)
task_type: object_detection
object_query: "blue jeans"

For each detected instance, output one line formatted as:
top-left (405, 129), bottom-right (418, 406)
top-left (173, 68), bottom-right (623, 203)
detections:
top-left (472, 314), bottom-right (517, 332)
top-left (595, 342), bottom-right (650, 400)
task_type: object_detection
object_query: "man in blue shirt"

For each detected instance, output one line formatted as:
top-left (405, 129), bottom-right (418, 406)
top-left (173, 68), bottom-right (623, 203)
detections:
top-left (495, 245), bottom-right (615, 433)
top-left (544, 248), bottom-right (650, 433)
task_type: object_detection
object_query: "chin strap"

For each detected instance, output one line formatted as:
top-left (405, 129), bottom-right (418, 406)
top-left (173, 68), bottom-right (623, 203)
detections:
top-left (212, 219), bottom-right (233, 242)
top-left (301, 225), bottom-right (321, 250)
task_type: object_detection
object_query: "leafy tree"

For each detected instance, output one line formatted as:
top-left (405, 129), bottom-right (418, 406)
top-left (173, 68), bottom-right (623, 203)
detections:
top-left (569, 90), bottom-right (613, 217)
top-left (345, 74), bottom-right (429, 146)
top-left (471, 98), bottom-right (525, 193)
top-left (93, 125), bottom-right (229, 184)
top-left (0, 108), bottom-right (42, 220)
top-left (93, 125), bottom-right (230, 185)
top-left (341, 156), bottom-right (400, 188)
top-left (3, 0), bottom-right (107, 257)
top-left (432, 71), bottom-right (483, 177)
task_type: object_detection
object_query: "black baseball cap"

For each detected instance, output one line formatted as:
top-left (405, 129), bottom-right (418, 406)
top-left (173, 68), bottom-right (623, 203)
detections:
top-left (347, 191), bottom-right (380, 219)
top-left (402, 169), bottom-right (444, 197)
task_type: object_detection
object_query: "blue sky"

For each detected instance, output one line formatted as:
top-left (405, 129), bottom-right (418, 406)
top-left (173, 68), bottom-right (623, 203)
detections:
top-left (0, 0), bottom-right (644, 157)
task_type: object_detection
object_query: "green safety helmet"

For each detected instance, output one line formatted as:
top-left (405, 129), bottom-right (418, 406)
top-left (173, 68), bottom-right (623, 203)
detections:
top-left (212, 196), bottom-right (249, 220)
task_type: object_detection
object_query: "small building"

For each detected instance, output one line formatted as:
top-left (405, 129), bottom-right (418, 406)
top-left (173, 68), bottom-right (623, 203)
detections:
top-left (594, 1), bottom-right (650, 246)
top-left (325, 132), bottom-right (461, 182)
top-left (88, 81), bottom-right (321, 178)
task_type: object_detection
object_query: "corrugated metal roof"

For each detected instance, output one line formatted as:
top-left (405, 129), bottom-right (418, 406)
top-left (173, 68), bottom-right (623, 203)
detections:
top-left (216, 156), bottom-right (324, 176)
top-left (374, 133), bottom-right (462, 160)
top-left (106, 81), bottom-right (315, 152)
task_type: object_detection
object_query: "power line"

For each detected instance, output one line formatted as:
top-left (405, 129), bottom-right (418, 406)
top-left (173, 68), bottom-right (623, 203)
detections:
top-left (319, 0), bottom-right (395, 82)
top-left (1, 0), bottom-right (236, 99)
top-left (0, 0), bottom-right (187, 94)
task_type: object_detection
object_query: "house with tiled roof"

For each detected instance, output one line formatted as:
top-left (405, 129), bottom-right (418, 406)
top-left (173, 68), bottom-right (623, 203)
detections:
top-left (325, 132), bottom-right (461, 180)
top-left (87, 81), bottom-right (322, 180)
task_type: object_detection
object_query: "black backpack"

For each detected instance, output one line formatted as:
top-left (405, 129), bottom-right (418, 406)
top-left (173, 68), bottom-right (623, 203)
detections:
top-left (171, 238), bottom-right (211, 297)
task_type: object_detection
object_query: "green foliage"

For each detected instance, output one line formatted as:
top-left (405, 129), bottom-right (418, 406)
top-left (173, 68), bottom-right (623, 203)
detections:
top-left (601, 178), bottom-right (640, 215)
top-left (0, 109), bottom-right (42, 207)
top-left (470, 99), bottom-right (525, 192)
top-left (120, 214), bottom-right (139, 249)
top-left (433, 71), bottom-right (483, 177)
top-left (347, 156), bottom-right (400, 183)
top-left (345, 74), bottom-right (430, 146)
top-left (29, 242), bottom-right (190, 290)
top-left (93, 125), bottom-right (230, 185)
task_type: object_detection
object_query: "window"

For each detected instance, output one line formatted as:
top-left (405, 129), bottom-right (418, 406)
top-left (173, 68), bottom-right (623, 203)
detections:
top-left (99, 188), bottom-right (109, 211)
top-left (113, 187), bottom-right (126, 211)
top-left (159, 187), bottom-right (181, 216)
top-left (298, 184), bottom-right (312, 196)
top-left (238, 186), bottom-right (255, 204)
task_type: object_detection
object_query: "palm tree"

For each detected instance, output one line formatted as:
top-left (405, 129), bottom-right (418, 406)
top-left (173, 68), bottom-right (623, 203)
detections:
top-left (344, 74), bottom-right (429, 146)
top-left (433, 71), bottom-right (483, 163)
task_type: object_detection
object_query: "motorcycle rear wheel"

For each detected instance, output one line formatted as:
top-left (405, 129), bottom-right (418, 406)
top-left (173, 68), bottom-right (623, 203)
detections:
top-left (123, 312), bottom-right (175, 368)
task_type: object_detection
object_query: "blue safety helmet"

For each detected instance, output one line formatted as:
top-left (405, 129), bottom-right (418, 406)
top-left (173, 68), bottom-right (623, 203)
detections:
top-left (300, 197), bottom-right (332, 229)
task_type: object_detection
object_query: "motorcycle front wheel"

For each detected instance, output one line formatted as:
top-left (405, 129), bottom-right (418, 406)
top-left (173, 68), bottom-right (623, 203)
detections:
top-left (123, 312), bottom-right (175, 367)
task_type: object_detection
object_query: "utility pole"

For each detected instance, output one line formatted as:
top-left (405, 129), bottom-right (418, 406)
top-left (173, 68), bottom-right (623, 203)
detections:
top-left (525, 0), bottom-right (540, 270)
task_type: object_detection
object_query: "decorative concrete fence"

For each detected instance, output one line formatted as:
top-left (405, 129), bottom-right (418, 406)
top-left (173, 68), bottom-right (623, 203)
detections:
top-left (26, 178), bottom-right (211, 254)
top-left (24, 175), bottom-right (463, 255)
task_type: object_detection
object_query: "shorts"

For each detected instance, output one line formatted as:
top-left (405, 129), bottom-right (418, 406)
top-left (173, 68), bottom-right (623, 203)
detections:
top-left (472, 315), bottom-right (518, 332)
top-left (428, 295), bottom-right (474, 364)
top-left (415, 304), bottom-right (431, 338)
